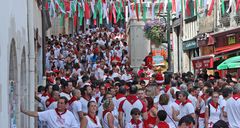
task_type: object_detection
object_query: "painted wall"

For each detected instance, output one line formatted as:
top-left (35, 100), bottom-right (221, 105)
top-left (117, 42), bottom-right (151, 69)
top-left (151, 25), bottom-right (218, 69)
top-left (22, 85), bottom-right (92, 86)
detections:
top-left (0, 0), bottom-right (40, 127)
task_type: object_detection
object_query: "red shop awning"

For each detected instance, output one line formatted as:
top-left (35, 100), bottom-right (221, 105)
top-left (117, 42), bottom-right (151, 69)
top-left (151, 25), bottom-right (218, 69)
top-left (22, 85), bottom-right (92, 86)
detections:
top-left (214, 43), bottom-right (240, 55)
top-left (192, 55), bottom-right (214, 69)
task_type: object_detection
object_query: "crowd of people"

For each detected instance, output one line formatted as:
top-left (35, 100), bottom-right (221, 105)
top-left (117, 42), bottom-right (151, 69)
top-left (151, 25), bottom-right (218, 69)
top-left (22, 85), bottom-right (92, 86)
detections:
top-left (21, 27), bottom-right (240, 128)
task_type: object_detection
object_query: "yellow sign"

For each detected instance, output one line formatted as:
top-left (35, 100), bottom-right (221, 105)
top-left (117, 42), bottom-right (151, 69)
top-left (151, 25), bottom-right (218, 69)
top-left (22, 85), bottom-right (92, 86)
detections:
top-left (228, 36), bottom-right (236, 45)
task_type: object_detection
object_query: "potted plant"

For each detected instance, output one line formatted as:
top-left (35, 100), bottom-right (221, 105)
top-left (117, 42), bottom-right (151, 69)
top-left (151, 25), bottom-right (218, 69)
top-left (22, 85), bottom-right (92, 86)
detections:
top-left (143, 19), bottom-right (166, 46)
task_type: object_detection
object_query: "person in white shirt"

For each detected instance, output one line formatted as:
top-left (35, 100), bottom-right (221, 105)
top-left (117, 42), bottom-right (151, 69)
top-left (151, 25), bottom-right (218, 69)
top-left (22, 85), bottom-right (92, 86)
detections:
top-left (188, 87), bottom-right (198, 109)
top-left (69, 89), bottom-right (83, 127)
top-left (205, 92), bottom-right (221, 128)
top-left (126, 108), bottom-right (144, 128)
top-left (79, 85), bottom-right (96, 114)
top-left (80, 101), bottom-right (102, 128)
top-left (102, 99), bottom-right (119, 128)
top-left (60, 80), bottom-right (73, 100)
top-left (21, 97), bottom-right (78, 128)
top-left (46, 90), bottom-right (60, 110)
top-left (224, 85), bottom-right (240, 128)
top-left (173, 91), bottom-right (195, 122)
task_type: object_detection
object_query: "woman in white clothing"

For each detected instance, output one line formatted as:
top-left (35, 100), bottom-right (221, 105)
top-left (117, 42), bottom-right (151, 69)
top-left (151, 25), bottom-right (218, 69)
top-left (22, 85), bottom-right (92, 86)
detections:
top-left (158, 94), bottom-right (177, 128)
top-left (81, 101), bottom-right (102, 128)
top-left (205, 92), bottom-right (221, 128)
top-left (102, 99), bottom-right (119, 128)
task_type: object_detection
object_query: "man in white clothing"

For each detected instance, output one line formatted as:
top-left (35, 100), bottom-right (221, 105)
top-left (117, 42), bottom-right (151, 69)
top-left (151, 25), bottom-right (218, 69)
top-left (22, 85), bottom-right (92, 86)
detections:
top-left (224, 85), bottom-right (240, 128)
top-left (21, 97), bottom-right (78, 128)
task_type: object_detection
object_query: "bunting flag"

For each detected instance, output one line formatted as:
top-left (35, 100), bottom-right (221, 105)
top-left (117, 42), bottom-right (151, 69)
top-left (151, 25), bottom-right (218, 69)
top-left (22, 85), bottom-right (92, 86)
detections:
top-left (207, 0), bottom-right (214, 16)
top-left (64, 1), bottom-right (70, 18)
top-left (78, 2), bottom-right (84, 26)
top-left (109, 4), bottom-right (113, 23)
top-left (97, 0), bottom-right (103, 25)
top-left (84, 1), bottom-right (91, 20)
top-left (136, 3), bottom-right (140, 21)
top-left (152, 1), bottom-right (155, 20)
top-left (164, 0), bottom-right (168, 12)
top-left (50, 0), bottom-right (56, 17)
top-left (226, 0), bottom-right (235, 13)
top-left (128, 0), bottom-right (133, 17)
top-left (221, 0), bottom-right (225, 15)
top-left (236, 0), bottom-right (240, 12)
top-left (176, 0), bottom-right (182, 18)
top-left (143, 3), bottom-right (147, 21)
top-left (113, 3), bottom-right (117, 24)
top-left (172, 0), bottom-right (176, 12)
top-left (186, 0), bottom-right (191, 16)
top-left (158, 1), bottom-right (164, 14)
top-left (55, 0), bottom-right (66, 14)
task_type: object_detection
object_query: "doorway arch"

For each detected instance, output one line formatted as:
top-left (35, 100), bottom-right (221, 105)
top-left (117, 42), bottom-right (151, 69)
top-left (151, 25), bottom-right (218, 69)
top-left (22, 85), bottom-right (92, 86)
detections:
top-left (8, 39), bottom-right (18, 128)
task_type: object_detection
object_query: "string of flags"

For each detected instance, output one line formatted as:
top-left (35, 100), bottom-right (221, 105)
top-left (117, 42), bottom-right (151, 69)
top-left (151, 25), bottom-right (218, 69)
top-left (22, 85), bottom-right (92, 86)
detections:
top-left (41, 0), bottom-right (239, 27)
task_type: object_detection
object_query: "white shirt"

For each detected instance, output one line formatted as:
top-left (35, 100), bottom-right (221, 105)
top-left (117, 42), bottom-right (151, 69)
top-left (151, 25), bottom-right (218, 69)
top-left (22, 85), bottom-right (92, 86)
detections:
top-left (38, 109), bottom-right (78, 128)
top-left (179, 102), bottom-right (195, 119)
top-left (206, 103), bottom-right (221, 125)
top-left (224, 96), bottom-right (240, 128)
top-left (126, 120), bottom-right (143, 128)
top-left (69, 100), bottom-right (82, 127)
top-left (85, 115), bottom-right (102, 128)
top-left (102, 112), bottom-right (118, 128)
top-left (158, 103), bottom-right (176, 128)
top-left (47, 101), bottom-right (58, 110)
top-left (188, 94), bottom-right (198, 109)
top-left (79, 97), bottom-right (96, 113)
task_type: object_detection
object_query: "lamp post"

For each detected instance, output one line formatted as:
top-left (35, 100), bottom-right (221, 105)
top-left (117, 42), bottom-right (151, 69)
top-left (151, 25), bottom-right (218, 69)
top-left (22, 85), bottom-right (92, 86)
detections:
top-left (166, 0), bottom-right (171, 72)
top-left (42, 0), bottom-right (46, 76)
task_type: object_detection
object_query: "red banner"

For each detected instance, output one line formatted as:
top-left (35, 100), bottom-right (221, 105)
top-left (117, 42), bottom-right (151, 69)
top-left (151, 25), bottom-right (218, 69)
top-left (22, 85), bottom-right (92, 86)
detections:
top-left (192, 56), bottom-right (213, 69)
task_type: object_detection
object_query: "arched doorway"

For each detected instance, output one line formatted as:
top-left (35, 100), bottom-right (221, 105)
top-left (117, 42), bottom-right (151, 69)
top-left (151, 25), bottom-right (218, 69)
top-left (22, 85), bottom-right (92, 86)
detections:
top-left (8, 39), bottom-right (18, 128)
top-left (20, 47), bottom-right (28, 127)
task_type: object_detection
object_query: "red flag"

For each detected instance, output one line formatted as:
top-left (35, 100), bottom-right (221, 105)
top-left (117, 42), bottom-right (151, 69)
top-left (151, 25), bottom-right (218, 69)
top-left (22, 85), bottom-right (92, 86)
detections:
top-left (84, 2), bottom-right (91, 19)
top-left (45, 2), bottom-right (49, 11)
top-left (74, 4), bottom-right (78, 27)
top-left (207, 0), bottom-right (214, 16)
top-left (172, 0), bottom-right (176, 12)
top-left (158, 2), bottom-right (164, 14)
top-left (236, 0), bottom-right (240, 12)
top-left (136, 3), bottom-right (139, 21)
top-left (113, 3), bottom-right (117, 24)
top-left (185, 0), bottom-right (191, 16)
top-left (64, 1), bottom-right (70, 18)
top-left (109, 4), bottom-right (113, 23)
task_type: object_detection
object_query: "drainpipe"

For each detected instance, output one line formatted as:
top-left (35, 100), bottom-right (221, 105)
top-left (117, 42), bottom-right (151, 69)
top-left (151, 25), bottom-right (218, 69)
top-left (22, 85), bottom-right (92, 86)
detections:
top-left (27, 0), bottom-right (35, 127)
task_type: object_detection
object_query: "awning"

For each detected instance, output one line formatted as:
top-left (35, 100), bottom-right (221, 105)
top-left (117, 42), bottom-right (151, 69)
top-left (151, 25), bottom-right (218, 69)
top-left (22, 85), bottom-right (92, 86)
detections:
top-left (210, 27), bottom-right (240, 37)
top-left (214, 43), bottom-right (240, 55)
top-left (192, 55), bottom-right (214, 69)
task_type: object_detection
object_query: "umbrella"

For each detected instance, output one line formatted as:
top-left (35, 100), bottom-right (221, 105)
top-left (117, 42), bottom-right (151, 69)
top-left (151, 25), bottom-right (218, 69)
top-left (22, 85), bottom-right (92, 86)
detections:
top-left (217, 56), bottom-right (240, 70)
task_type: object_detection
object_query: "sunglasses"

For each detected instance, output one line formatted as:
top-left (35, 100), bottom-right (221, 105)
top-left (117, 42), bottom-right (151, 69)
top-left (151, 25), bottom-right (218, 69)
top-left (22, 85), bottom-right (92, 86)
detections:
top-left (134, 113), bottom-right (140, 115)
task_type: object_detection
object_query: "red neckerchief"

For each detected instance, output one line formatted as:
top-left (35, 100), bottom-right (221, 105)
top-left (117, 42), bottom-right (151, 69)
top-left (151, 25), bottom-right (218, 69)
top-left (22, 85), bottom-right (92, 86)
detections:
top-left (55, 108), bottom-right (67, 118)
top-left (116, 93), bottom-right (125, 100)
top-left (164, 84), bottom-right (171, 93)
top-left (130, 119), bottom-right (141, 128)
top-left (175, 100), bottom-right (181, 105)
top-left (210, 101), bottom-right (219, 110)
top-left (126, 95), bottom-right (138, 104)
top-left (46, 97), bottom-right (56, 108)
top-left (88, 113), bottom-right (98, 124)
top-left (102, 110), bottom-right (111, 118)
top-left (68, 96), bottom-right (78, 106)
top-left (42, 92), bottom-right (50, 97)
top-left (233, 94), bottom-right (240, 100)
top-left (181, 99), bottom-right (192, 106)
top-left (157, 121), bottom-right (169, 128)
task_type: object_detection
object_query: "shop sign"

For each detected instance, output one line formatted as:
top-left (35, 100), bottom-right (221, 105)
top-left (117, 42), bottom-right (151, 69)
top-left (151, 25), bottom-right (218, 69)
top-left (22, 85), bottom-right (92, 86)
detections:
top-left (227, 35), bottom-right (236, 45)
top-left (192, 57), bottom-right (213, 69)
top-left (183, 40), bottom-right (198, 50)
